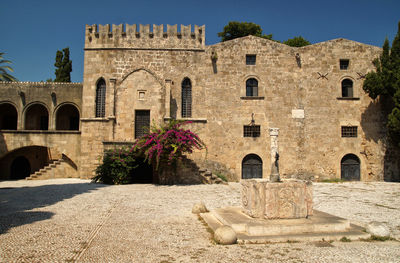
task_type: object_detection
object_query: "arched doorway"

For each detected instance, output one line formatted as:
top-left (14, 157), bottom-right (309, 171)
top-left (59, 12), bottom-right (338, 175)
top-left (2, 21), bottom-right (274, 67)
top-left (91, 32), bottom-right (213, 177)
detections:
top-left (242, 154), bottom-right (263, 179)
top-left (56, 104), bottom-right (80, 130)
top-left (10, 156), bottom-right (31, 179)
top-left (25, 104), bottom-right (49, 130)
top-left (0, 103), bottom-right (18, 130)
top-left (341, 154), bottom-right (360, 181)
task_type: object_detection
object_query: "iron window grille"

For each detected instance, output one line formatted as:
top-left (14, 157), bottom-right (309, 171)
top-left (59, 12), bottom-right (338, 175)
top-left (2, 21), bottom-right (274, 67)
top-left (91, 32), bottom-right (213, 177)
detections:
top-left (135, 110), bottom-right (150, 138)
top-left (340, 59), bottom-right (350, 70)
top-left (244, 125), bottom-right (260, 137)
top-left (246, 78), bottom-right (258, 97)
top-left (95, 79), bottom-right (106, 117)
top-left (341, 126), bottom-right (357, 137)
top-left (181, 78), bottom-right (192, 118)
top-left (246, 55), bottom-right (256, 65)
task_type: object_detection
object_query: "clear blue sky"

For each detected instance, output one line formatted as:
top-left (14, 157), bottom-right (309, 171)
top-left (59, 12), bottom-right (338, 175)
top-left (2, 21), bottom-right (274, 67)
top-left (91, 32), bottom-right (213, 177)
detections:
top-left (1, 0), bottom-right (399, 83)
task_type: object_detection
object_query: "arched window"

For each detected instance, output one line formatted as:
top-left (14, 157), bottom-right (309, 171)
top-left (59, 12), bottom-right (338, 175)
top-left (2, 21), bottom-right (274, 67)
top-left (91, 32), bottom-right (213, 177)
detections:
top-left (25, 104), bottom-right (49, 130)
top-left (182, 78), bottom-right (192, 118)
top-left (56, 104), bottom-right (80, 130)
top-left (0, 103), bottom-right (17, 130)
top-left (341, 154), bottom-right (360, 181)
top-left (246, 78), bottom-right (258, 97)
top-left (95, 79), bottom-right (106, 117)
top-left (242, 154), bottom-right (263, 179)
top-left (341, 79), bottom-right (353, 98)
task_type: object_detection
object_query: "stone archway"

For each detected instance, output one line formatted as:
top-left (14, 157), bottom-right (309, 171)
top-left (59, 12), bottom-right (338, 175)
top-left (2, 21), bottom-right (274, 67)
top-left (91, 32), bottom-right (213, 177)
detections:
top-left (0, 103), bottom-right (18, 130)
top-left (10, 156), bottom-right (31, 179)
top-left (25, 104), bottom-right (49, 130)
top-left (341, 154), bottom-right (360, 181)
top-left (56, 104), bottom-right (80, 130)
top-left (242, 154), bottom-right (263, 179)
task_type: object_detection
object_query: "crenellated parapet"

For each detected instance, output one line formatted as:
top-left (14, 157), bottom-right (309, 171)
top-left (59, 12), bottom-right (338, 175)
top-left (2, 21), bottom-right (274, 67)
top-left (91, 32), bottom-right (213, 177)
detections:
top-left (85, 24), bottom-right (205, 50)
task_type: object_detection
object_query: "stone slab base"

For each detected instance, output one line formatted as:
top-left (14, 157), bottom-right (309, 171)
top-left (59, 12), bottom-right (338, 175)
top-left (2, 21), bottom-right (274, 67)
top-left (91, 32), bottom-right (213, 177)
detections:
top-left (200, 206), bottom-right (370, 243)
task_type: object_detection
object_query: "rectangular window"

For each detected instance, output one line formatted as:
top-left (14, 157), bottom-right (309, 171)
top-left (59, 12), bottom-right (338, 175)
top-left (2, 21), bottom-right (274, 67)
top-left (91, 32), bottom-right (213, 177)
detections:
top-left (341, 126), bottom-right (357, 137)
top-left (246, 55), bottom-right (256, 65)
top-left (244, 125), bottom-right (260, 137)
top-left (340, 59), bottom-right (349, 70)
top-left (135, 110), bottom-right (150, 138)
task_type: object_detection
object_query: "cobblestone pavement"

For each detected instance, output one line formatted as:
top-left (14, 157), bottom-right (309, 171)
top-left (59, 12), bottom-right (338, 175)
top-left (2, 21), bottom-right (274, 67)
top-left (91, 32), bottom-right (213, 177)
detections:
top-left (0, 179), bottom-right (399, 263)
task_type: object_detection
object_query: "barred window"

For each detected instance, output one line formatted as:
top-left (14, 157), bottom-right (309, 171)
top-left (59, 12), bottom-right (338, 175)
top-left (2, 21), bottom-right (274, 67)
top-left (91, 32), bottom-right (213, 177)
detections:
top-left (182, 78), bottom-right (192, 118)
top-left (340, 59), bottom-right (349, 70)
top-left (341, 126), bottom-right (357, 137)
top-left (244, 125), bottom-right (260, 137)
top-left (341, 79), bottom-right (353, 98)
top-left (246, 78), bottom-right (258, 97)
top-left (246, 55), bottom-right (256, 65)
top-left (135, 110), bottom-right (150, 138)
top-left (95, 78), bottom-right (106, 117)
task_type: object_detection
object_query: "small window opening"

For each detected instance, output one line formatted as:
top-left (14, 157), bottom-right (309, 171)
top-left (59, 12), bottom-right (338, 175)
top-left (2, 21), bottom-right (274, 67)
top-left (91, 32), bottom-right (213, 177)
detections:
top-left (341, 126), bottom-right (357, 137)
top-left (246, 78), bottom-right (258, 97)
top-left (340, 59), bottom-right (349, 70)
top-left (341, 79), bottom-right (353, 98)
top-left (246, 55), bottom-right (256, 65)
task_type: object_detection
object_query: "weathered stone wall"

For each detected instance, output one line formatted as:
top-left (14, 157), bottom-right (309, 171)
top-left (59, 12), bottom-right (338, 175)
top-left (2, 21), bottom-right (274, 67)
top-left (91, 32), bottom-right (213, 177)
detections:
top-left (0, 82), bottom-right (82, 177)
top-left (80, 25), bottom-right (396, 181)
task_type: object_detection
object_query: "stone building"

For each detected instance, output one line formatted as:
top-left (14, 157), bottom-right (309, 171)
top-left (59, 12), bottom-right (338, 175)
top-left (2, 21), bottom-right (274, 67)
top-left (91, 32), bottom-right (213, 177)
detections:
top-left (0, 24), bottom-right (399, 182)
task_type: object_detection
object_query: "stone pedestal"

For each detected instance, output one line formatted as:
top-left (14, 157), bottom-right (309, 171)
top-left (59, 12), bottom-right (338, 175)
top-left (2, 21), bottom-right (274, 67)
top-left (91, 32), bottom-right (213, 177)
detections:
top-left (241, 179), bottom-right (313, 219)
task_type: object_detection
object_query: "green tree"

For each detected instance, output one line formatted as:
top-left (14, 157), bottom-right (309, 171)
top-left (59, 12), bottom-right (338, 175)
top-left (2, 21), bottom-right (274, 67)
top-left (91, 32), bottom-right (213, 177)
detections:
top-left (218, 21), bottom-right (273, 42)
top-left (0, 52), bottom-right (18, 81)
top-left (283, 36), bottom-right (311, 47)
top-left (363, 21), bottom-right (400, 146)
top-left (54, 47), bottom-right (72, 82)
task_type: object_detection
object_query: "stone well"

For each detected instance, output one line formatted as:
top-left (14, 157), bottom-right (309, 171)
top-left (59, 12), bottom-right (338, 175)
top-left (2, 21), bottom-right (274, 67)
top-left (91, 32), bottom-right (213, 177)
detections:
top-left (241, 179), bottom-right (313, 219)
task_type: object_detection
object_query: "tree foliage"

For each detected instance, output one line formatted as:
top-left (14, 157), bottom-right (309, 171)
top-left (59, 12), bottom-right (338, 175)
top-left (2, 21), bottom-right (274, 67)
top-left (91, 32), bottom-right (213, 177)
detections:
top-left (283, 36), bottom-right (311, 47)
top-left (54, 47), bottom-right (72, 82)
top-left (218, 21), bottom-right (310, 47)
top-left (0, 52), bottom-right (18, 81)
top-left (218, 21), bottom-right (273, 42)
top-left (363, 21), bottom-right (400, 146)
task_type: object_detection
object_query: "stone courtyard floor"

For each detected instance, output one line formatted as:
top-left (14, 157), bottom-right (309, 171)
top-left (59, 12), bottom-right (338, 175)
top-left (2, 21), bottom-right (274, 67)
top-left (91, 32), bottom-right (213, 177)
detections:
top-left (0, 179), bottom-right (399, 263)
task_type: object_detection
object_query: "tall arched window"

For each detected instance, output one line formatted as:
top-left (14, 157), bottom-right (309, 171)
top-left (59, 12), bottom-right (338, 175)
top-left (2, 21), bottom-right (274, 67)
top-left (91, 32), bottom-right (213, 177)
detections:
top-left (242, 154), bottom-right (263, 179)
top-left (341, 79), bottom-right (353, 98)
top-left (95, 78), bottom-right (106, 117)
top-left (246, 78), bottom-right (258, 97)
top-left (182, 78), bottom-right (192, 118)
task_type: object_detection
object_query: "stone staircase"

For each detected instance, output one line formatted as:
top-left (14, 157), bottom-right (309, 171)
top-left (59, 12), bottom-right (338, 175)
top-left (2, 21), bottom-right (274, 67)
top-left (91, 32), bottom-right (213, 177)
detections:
top-left (26, 158), bottom-right (77, 180)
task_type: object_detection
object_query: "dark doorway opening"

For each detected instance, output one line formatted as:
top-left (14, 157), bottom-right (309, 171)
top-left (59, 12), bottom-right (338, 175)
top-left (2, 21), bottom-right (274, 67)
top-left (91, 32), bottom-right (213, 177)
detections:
top-left (10, 156), bottom-right (31, 179)
top-left (242, 154), bottom-right (263, 179)
top-left (130, 157), bottom-right (153, 183)
top-left (341, 154), bottom-right (360, 181)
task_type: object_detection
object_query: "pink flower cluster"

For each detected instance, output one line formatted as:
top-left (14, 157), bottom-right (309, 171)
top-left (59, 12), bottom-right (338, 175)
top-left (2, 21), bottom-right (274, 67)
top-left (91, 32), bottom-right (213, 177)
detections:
top-left (132, 121), bottom-right (206, 169)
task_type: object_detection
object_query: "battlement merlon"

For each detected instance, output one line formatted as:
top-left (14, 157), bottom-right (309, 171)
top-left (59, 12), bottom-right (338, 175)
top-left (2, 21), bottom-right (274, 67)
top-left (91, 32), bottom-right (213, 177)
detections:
top-left (84, 24), bottom-right (206, 50)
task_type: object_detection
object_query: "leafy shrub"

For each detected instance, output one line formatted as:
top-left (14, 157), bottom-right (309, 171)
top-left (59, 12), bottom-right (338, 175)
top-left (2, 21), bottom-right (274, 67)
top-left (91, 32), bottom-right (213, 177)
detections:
top-left (92, 148), bottom-right (138, 184)
top-left (215, 172), bottom-right (228, 182)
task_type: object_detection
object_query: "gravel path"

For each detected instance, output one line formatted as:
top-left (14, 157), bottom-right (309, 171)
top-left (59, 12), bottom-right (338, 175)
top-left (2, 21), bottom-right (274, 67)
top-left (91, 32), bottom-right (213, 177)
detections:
top-left (0, 179), bottom-right (399, 263)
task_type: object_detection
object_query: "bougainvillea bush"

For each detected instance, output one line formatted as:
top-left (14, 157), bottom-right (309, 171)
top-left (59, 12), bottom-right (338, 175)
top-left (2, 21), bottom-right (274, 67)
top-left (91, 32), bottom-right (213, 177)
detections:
top-left (132, 120), bottom-right (206, 168)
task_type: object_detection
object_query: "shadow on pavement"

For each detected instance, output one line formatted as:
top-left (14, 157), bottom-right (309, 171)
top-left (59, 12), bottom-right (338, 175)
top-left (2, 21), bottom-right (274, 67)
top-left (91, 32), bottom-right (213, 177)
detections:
top-left (0, 182), bottom-right (108, 234)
